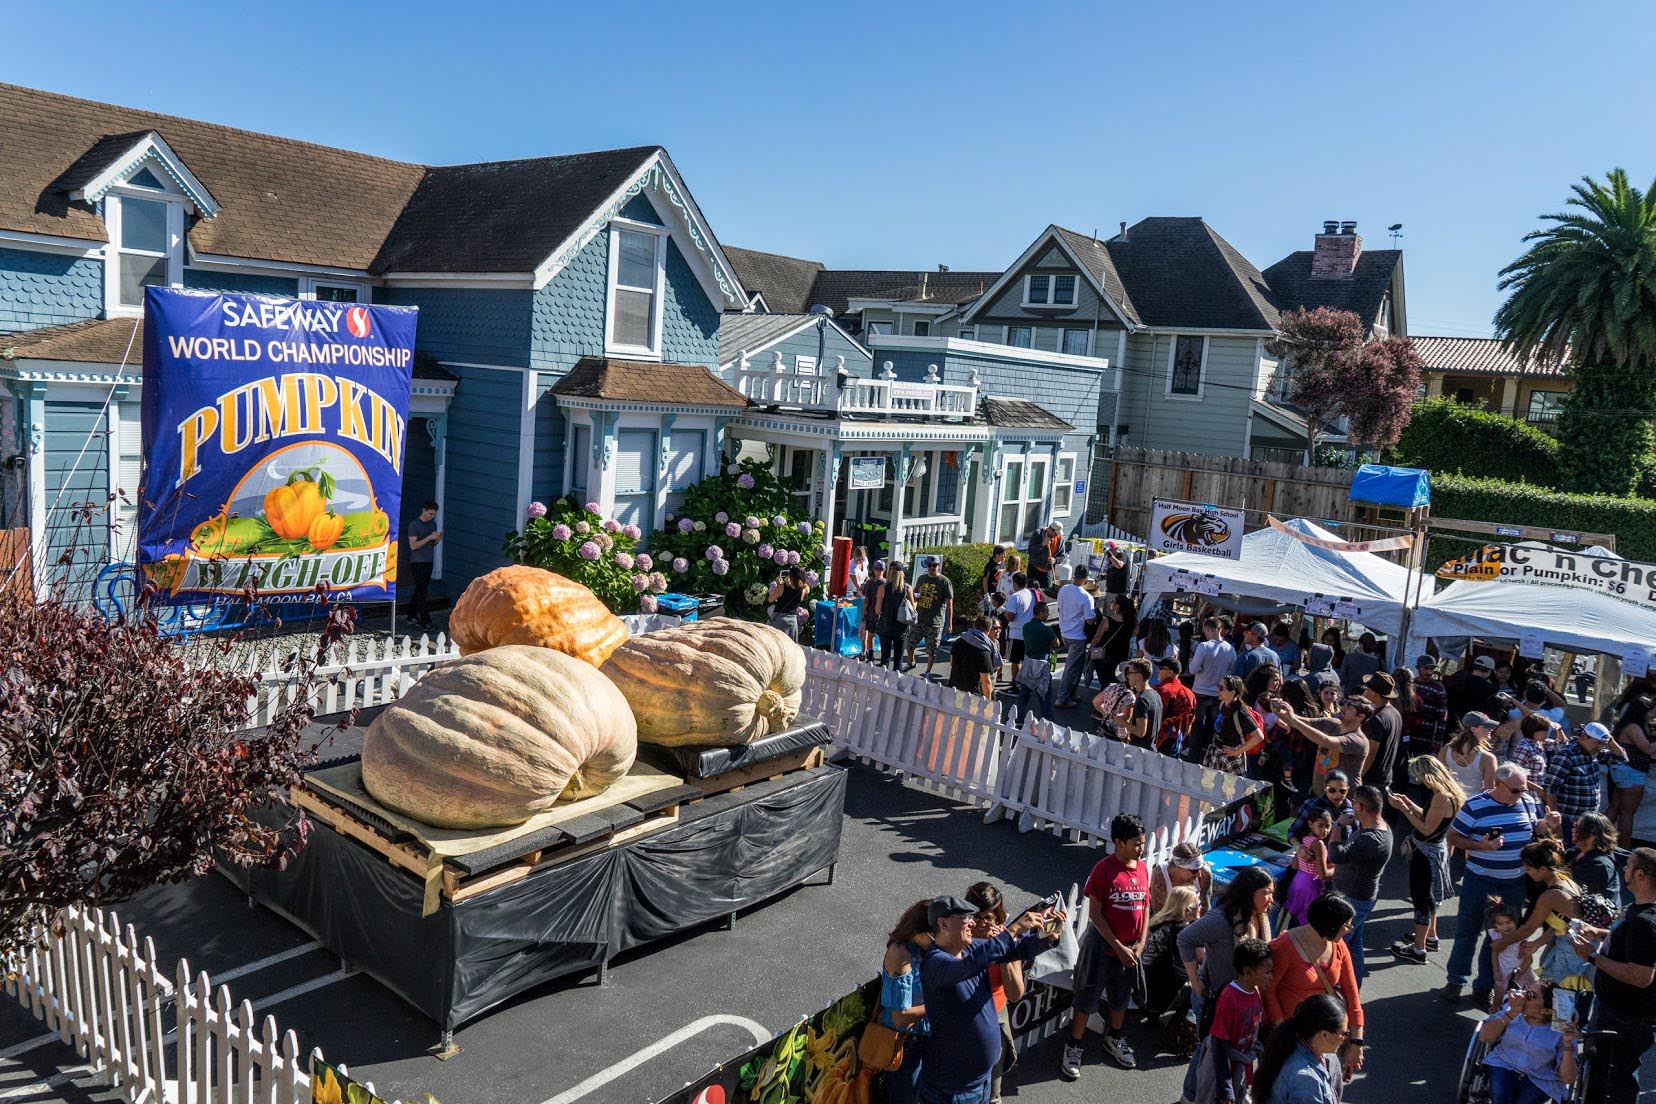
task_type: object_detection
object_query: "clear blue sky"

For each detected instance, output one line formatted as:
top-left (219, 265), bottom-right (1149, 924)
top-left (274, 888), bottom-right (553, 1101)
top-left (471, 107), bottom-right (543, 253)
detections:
top-left (9, 1), bottom-right (1655, 337)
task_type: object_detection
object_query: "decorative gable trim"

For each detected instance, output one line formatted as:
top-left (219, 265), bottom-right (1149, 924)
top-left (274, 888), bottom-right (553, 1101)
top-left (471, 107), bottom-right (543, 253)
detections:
top-left (530, 151), bottom-right (748, 310)
top-left (960, 225), bottom-right (1136, 329)
top-left (68, 131), bottom-right (219, 218)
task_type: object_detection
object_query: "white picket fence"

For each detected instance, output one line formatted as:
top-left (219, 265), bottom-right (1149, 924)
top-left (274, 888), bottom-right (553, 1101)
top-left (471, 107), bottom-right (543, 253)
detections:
top-left (3, 905), bottom-right (401, 1104)
top-left (245, 632), bottom-right (462, 726)
top-left (802, 650), bottom-right (1260, 860)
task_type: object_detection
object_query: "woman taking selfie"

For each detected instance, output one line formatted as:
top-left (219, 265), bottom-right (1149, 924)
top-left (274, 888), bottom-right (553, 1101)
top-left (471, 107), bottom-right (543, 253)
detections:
top-left (1476, 980), bottom-right (1578, 1104)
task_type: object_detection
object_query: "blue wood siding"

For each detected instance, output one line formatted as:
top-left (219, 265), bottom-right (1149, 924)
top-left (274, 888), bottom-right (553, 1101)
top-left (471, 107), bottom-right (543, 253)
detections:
top-left (0, 248), bottom-right (102, 332)
top-left (378, 287), bottom-right (533, 367)
top-left (438, 365), bottom-right (523, 591)
top-left (41, 400), bottom-right (110, 597)
top-left (1116, 334), bottom-right (1258, 457)
top-left (399, 416), bottom-right (439, 582)
top-left (182, 269), bottom-right (299, 297)
top-left (532, 388), bottom-right (565, 504)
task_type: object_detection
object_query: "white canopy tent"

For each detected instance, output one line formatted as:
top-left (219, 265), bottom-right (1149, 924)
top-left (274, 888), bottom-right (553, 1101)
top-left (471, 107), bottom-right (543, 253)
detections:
top-left (1140, 517), bottom-right (1423, 638)
top-left (1407, 545), bottom-right (1656, 657)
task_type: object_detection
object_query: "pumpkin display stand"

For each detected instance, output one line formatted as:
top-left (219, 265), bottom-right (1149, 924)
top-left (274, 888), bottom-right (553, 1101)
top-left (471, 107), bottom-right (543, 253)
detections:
top-left (220, 704), bottom-right (844, 1051)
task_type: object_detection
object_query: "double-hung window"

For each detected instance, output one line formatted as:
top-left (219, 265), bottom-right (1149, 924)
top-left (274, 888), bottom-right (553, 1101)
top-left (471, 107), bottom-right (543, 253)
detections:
top-left (606, 221), bottom-right (667, 358)
top-left (1062, 329), bottom-right (1090, 356)
top-left (1023, 273), bottom-right (1077, 308)
top-left (1007, 325), bottom-right (1034, 348)
top-left (911, 319), bottom-right (930, 337)
top-left (1052, 454), bottom-right (1077, 515)
top-left (1167, 335), bottom-right (1207, 398)
top-left (106, 182), bottom-right (183, 316)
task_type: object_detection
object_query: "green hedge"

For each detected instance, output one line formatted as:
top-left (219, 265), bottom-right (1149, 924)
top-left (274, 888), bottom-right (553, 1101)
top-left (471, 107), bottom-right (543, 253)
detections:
top-left (913, 543), bottom-right (998, 610)
top-left (1433, 473), bottom-right (1656, 562)
top-left (1389, 399), bottom-right (1561, 484)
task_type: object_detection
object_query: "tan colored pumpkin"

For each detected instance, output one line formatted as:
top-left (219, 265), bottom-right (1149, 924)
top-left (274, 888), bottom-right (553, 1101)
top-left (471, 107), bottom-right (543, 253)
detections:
top-left (361, 645), bottom-right (637, 829)
top-left (448, 565), bottom-right (627, 666)
top-left (600, 617), bottom-right (805, 746)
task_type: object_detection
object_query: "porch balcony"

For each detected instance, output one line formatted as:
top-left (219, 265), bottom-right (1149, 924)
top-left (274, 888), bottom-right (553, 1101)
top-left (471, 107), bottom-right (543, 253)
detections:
top-left (729, 352), bottom-right (978, 422)
top-left (893, 514), bottom-right (967, 558)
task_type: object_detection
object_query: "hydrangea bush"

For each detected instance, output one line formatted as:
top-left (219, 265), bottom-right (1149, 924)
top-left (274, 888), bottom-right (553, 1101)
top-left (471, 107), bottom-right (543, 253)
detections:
top-left (503, 498), bottom-right (665, 612)
top-left (652, 457), bottom-right (827, 618)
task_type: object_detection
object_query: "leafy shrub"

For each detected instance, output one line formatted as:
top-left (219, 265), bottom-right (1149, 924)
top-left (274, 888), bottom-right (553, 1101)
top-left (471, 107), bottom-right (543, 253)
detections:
top-left (913, 543), bottom-right (999, 609)
top-left (1433, 473), bottom-right (1656, 562)
top-left (650, 458), bottom-right (827, 619)
top-left (1389, 399), bottom-right (1561, 485)
top-left (504, 499), bottom-right (661, 612)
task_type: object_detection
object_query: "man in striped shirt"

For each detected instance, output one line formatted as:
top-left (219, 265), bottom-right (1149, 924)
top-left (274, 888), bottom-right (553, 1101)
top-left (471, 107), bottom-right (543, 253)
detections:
top-left (1440, 762), bottom-right (1562, 1006)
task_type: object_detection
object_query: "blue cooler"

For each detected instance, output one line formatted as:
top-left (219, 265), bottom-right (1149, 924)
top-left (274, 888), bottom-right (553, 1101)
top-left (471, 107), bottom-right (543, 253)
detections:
top-left (656, 593), bottom-right (700, 620)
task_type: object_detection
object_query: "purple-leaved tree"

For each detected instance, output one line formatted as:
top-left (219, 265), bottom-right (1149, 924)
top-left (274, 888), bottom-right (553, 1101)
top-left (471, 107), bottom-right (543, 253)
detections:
top-left (1266, 307), bottom-right (1421, 459)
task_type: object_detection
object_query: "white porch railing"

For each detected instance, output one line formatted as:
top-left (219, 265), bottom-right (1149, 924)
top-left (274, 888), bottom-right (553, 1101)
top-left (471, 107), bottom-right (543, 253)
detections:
top-left (3, 905), bottom-right (406, 1104)
top-left (246, 632), bottom-right (462, 726)
top-left (730, 353), bottom-right (978, 421)
top-left (894, 515), bottom-right (966, 561)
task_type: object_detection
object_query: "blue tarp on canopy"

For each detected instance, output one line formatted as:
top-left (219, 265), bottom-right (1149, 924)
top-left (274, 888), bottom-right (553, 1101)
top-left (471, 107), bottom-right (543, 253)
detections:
top-left (1349, 464), bottom-right (1430, 507)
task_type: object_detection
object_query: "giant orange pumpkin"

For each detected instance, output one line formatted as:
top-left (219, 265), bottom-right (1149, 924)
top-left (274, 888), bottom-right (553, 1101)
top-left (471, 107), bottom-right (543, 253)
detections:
top-left (448, 565), bottom-right (627, 665)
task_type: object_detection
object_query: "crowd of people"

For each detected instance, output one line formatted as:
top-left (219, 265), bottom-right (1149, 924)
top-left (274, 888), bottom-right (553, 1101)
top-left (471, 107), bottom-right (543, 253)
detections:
top-left (846, 540), bottom-right (1656, 1103)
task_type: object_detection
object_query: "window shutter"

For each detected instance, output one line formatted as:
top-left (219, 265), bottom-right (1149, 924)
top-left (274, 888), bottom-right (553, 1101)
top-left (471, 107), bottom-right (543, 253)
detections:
top-left (615, 429), bottom-right (655, 495)
top-left (667, 430), bottom-right (705, 490)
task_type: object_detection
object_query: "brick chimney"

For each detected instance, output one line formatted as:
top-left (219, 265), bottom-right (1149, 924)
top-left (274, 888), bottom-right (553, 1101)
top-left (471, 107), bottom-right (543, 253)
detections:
top-left (1310, 220), bottom-right (1361, 279)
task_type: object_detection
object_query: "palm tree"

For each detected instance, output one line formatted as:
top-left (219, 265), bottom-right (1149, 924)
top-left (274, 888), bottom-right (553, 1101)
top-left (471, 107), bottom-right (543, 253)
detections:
top-left (1496, 169), bottom-right (1656, 495)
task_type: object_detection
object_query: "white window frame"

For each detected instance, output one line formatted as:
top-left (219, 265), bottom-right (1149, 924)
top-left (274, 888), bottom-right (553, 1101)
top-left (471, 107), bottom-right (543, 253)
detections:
top-left (865, 320), bottom-right (893, 337)
top-left (1166, 334), bottom-right (1209, 400)
top-left (1021, 273), bottom-right (1077, 308)
top-left (103, 187), bottom-right (185, 318)
top-left (300, 276), bottom-right (371, 303)
top-left (1051, 452), bottom-right (1077, 516)
top-left (1022, 455), bottom-right (1050, 536)
top-left (604, 218), bottom-right (668, 360)
top-left (997, 458), bottom-right (1025, 544)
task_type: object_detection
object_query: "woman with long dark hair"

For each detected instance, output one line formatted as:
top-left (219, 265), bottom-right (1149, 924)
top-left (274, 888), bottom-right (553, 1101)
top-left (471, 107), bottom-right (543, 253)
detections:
top-left (1263, 894), bottom-right (1362, 1078)
top-left (964, 882), bottom-right (1023, 1104)
top-left (878, 900), bottom-right (933, 1104)
top-left (1569, 811), bottom-right (1622, 902)
top-left (1490, 838), bottom-right (1587, 995)
top-left (1090, 592), bottom-right (1137, 687)
top-left (1608, 677), bottom-right (1654, 845)
top-left (1206, 675), bottom-right (1265, 776)
top-left (1177, 866), bottom-right (1276, 1103)
top-left (1250, 994), bottom-right (1348, 1104)
top-left (1138, 617), bottom-right (1176, 681)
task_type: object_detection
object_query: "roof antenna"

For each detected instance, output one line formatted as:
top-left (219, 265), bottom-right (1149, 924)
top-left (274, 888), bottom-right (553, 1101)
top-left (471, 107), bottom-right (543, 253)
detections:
top-left (1091, 228), bottom-right (1098, 243)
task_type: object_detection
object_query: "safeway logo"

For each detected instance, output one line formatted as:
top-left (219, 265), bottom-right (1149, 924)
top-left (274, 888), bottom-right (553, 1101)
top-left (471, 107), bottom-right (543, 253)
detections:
top-left (344, 306), bottom-right (372, 338)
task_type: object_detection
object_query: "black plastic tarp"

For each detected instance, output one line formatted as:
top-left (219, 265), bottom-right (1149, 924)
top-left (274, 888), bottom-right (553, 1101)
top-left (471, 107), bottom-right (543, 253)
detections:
top-left (227, 765), bottom-right (846, 1029)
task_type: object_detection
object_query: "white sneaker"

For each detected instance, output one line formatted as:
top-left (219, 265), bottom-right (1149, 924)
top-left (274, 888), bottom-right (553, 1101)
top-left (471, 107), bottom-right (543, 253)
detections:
top-left (1059, 1042), bottom-right (1083, 1080)
top-left (1104, 1034), bottom-right (1137, 1069)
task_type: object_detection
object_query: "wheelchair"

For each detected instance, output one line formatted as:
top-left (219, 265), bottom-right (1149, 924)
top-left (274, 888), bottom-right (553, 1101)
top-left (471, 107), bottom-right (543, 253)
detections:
top-left (1456, 1014), bottom-right (1617, 1104)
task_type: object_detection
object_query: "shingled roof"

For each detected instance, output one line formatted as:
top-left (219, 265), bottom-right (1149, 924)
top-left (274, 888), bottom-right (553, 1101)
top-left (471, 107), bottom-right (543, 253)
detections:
top-left (547, 357), bottom-right (748, 408)
top-left (0, 83), bottom-right (690, 281)
top-left (723, 245), bottom-right (997, 319)
top-left (1098, 218), bottom-right (1280, 331)
top-left (980, 396), bottom-right (1072, 431)
top-left (722, 247), bottom-right (825, 314)
top-left (1262, 248), bottom-right (1402, 325)
top-left (1411, 335), bottom-right (1570, 379)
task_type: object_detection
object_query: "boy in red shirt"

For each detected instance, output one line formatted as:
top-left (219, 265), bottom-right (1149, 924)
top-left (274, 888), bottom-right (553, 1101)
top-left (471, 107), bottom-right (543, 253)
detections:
top-left (1198, 937), bottom-right (1271, 1103)
top-left (1060, 813), bottom-right (1151, 1080)
top-left (1155, 657), bottom-right (1198, 756)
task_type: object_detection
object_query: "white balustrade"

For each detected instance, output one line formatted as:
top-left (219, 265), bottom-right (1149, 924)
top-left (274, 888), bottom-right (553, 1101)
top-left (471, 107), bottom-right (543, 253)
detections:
top-left (247, 632), bottom-right (463, 725)
top-left (730, 354), bottom-right (977, 420)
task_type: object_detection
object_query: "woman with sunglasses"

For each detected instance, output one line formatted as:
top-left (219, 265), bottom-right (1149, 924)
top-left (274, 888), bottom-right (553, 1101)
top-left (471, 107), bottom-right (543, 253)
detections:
top-left (964, 882), bottom-right (1024, 1104)
top-left (1206, 675), bottom-right (1266, 776)
top-left (1250, 994), bottom-right (1350, 1104)
top-left (1263, 894), bottom-right (1364, 1082)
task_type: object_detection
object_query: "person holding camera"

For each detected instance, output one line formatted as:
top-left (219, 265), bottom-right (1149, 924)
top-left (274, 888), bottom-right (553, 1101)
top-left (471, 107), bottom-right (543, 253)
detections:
top-left (1568, 847), bottom-right (1656, 1104)
top-left (1476, 979), bottom-right (1578, 1104)
top-left (767, 566), bottom-right (810, 642)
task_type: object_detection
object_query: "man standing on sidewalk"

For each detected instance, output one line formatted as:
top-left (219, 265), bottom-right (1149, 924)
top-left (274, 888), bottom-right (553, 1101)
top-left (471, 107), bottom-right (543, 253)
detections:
top-left (1328, 785), bottom-right (1391, 983)
top-left (1187, 617), bottom-right (1235, 762)
top-left (1055, 565), bottom-right (1098, 708)
top-left (1568, 847), bottom-right (1656, 1104)
top-left (909, 556), bottom-right (955, 678)
top-left (1441, 762), bottom-right (1560, 1006)
top-left (405, 499), bottom-right (441, 629)
top-left (1025, 524), bottom-right (1058, 592)
top-left (1541, 720), bottom-right (1628, 843)
top-left (1061, 814), bottom-right (1151, 1079)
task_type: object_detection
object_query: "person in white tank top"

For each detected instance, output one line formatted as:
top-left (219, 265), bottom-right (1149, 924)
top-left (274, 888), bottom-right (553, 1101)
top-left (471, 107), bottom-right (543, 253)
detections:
top-left (1440, 711), bottom-right (1499, 795)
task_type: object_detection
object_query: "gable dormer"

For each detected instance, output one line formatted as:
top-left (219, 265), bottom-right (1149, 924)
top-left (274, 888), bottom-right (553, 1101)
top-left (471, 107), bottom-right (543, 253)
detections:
top-left (55, 130), bottom-right (219, 317)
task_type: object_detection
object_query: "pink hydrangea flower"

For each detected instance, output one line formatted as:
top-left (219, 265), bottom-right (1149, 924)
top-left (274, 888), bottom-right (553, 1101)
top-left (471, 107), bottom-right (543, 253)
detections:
top-left (639, 594), bottom-right (658, 613)
top-left (585, 501), bottom-right (601, 515)
top-left (527, 501), bottom-right (547, 519)
top-left (575, 520), bottom-right (591, 535)
top-left (622, 524), bottom-right (642, 540)
top-left (757, 544), bottom-right (774, 560)
top-left (715, 511), bottom-right (729, 524)
top-left (745, 516), bottom-right (761, 529)
top-left (672, 557), bottom-right (689, 573)
top-left (742, 528), bottom-right (760, 544)
top-left (631, 574), bottom-right (649, 592)
top-left (635, 553), bottom-right (653, 571)
top-left (705, 545), bottom-right (724, 561)
top-left (614, 552), bottom-right (635, 570)
top-left (711, 559), bottom-right (730, 576)
top-left (725, 522), bottom-right (742, 538)
top-left (678, 517), bottom-right (695, 533)
top-left (551, 523), bottom-right (572, 541)
top-left (737, 474), bottom-right (756, 489)
top-left (578, 541), bottom-right (601, 561)
top-left (649, 571), bottom-right (668, 593)
top-left (805, 570), bottom-right (821, 587)
top-left (602, 518), bottom-right (622, 533)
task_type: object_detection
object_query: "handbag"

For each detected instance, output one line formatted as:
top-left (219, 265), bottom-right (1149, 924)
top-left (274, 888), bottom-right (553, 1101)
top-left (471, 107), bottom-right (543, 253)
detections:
top-left (858, 984), bottom-right (906, 1073)
top-left (896, 589), bottom-right (917, 625)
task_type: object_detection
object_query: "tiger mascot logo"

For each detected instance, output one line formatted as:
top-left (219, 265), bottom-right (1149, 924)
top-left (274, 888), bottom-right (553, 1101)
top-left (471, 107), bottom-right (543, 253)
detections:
top-left (1160, 511), bottom-right (1231, 547)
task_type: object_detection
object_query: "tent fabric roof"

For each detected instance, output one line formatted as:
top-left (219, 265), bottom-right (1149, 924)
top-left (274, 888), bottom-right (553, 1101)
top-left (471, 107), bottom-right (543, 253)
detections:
top-left (1140, 517), bottom-right (1422, 636)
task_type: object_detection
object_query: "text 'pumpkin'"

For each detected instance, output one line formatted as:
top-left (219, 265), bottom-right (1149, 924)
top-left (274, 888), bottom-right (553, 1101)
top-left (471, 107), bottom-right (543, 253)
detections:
top-left (600, 617), bottom-right (805, 746)
top-left (448, 565), bottom-right (628, 666)
top-left (361, 645), bottom-right (638, 829)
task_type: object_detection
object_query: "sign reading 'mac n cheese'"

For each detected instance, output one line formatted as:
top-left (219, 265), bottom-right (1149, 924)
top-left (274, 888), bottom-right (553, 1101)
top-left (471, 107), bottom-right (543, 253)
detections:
top-left (1437, 542), bottom-right (1656, 614)
top-left (138, 288), bottom-right (417, 604)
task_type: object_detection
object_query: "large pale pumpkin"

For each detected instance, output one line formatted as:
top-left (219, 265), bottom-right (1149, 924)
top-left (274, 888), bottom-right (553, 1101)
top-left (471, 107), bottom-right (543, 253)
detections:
top-left (361, 645), bottom-right (637, 829)
top-left (448, 565), bottom-right (627, 666)
top-left (601, 617), bottom-right (805, 746)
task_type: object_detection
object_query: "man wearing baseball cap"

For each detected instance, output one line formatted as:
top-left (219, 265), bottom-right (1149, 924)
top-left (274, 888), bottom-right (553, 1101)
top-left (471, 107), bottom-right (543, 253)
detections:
top-left (1445, 654), bottom-right (1499, 721)
top-left (919, 895), bottom-right (1060, 1104)
top-left (1358, 672), bottom-right (1405, 792)
top-left (1231, 622), bottom-right (1278, 681)
top-left (1542, 720), bottom-right (1629, 842)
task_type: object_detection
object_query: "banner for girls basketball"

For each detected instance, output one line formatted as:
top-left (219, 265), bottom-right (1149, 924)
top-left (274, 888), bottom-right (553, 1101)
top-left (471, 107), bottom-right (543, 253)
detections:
top-left (137, 288), bottom-right (416, 603)
top-left (1150, 498), bottom-right (1245, 560)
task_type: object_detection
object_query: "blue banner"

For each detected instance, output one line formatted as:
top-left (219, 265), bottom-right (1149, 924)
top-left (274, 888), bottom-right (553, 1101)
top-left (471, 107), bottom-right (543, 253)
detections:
top-left (138, 288), bottom-right (417, 605)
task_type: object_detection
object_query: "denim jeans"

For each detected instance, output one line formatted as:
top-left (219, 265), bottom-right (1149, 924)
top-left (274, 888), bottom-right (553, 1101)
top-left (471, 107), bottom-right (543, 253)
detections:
top-left (883, 1034), bottom-right (928, 1104)
top-left (1487, 1066), bottom-right (1553, 1104)
top-left (916, 1074), bottom-right (991, 1104)
top-left (1056, 639), bottom-right (1092, 702)
top-left (1345, 897), bottom-right (1377, 981)
top-left (1447, 869), bottom-right (1526, 991)
top-left (880, 632), bottom-right (904, 668)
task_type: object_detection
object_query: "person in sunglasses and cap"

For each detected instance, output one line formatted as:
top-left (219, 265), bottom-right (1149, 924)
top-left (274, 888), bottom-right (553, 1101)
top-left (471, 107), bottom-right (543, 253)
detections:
top-left (919, 894), bottom-right (1061, 1104)
top-left (1541, 720), bottom-right (1629, 844)
top-left (1357, 672), bottom-right (1405, 794)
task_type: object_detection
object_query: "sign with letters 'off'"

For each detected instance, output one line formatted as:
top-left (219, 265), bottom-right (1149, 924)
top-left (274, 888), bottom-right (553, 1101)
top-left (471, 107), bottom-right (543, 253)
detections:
top-left (138, 288), bottom-right (417, 604)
